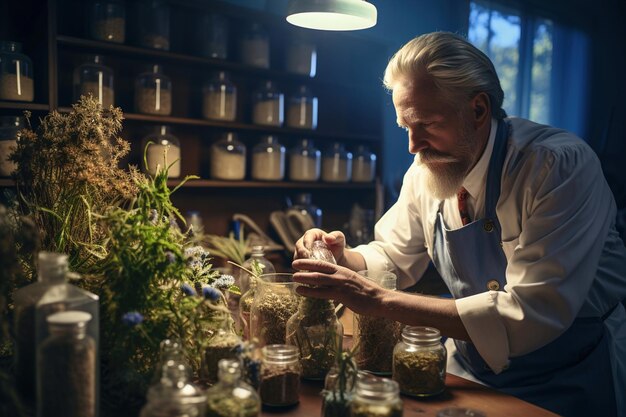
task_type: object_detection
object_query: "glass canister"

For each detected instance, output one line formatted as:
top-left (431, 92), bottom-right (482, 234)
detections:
top-left (205, 359), bottom-right (260, 417)
top-left (200, 327), bottom-right (241, 385)
top-left (259, 344), bottom-right (301, 407)
top-left (0, 116), bottom-right (24, 177)
top-left (250, 273), bottom-right (299, 347)
top-left (286, 85), bottom-right (318, 130)
top-left (134, 0), bottom-right (170, 50)
top-left (37, 311), bottom-right (97, 417)
top-left (142, 361), bottom-right (206, 417)
top-left (239, 22), bottom-right (269, 69)
top-left (392, 326), bottom-right (447, 397)
top-left (252, 80), bottom-right (283, 127)
top-left (73, 54), bottom-right (114, 108)
top-left (251, 135), bottom-right (285, 181)
top-left (353, 271), bottom-right (402, 375)
top-left (350, 373), bottom-right (403, 417)
top-left (135, 64), bottom-right (172, 115)
top-left (322, 142), bottom-right (352, 183)
top-left (239, 246), bottom-right (276, 340)
top-left (0, 41), bottom-right (34, 102)
top-left (352, 145), bottom-right (377, 183)
top-left (142, 125), bottom-right (181, 178)
top-left (88, 0), bottom-right (126, 43)
top-left (285, 36), bottom-right (316, 77)
top-left (290, 192), bottom-right (322, 228)
top-left (210, 131), bottom-right (246, 181)
top-left (202, 71), bottom-right (236, 122)
top-left (196, 12), bottom-right (229, 59)
top-left (151, 339), bottom-right (186, 384)
top-left (288, 139), bottom-right (320, 182)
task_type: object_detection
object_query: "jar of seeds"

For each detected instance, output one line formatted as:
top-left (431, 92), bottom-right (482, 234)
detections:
top-left (37, 311), bottom-right (97, 417)
top-left (73, 54), bottom-right (114, 107)
top-left (135, 64), bottom-right (172, 116)
top-left (286, 85), bottom-right (318, 130)
top-left (392, 326), bottom-right (446, 397)
top-left (0, 116), bottom-right (24, 177)
top-left (88, 0), bottom-right (126, 43)
top-left (251, 135), bottom-right (285, 181)
top-left (289, 139), bottom-right (320, 182)
top-left (210, 131), bottom-right (246, 180)
top-left (134, 0), bottom-right (170, 50)
top-left (205, 359), bottom-right (260, 417)
top-left (196, 12), bottom-right (229, 59)
top-left (350, 373), bottom-right (403, 417)
top-left (285, 35), bottom-right (316, 77)
top-left (259, 344), bottom-right (301, 407)
top-left (142, 125), bottom-right (181, 178)
top-left (202, 71), bottom-right (236, 122)
top-left (239, 23), bottom-right (269, 69)
top-left (200, 327), bottom-right (241, 385)
top-left (250, 273), bottom-right (299, 346)
top-left (352, 145), bottom-right (376, 183)
top-left (322, 142), bottom-right (352, 183)
top-left (0, 41), bottom-right (34, 102)
top-left (252, 80), bottom-right (283, 127)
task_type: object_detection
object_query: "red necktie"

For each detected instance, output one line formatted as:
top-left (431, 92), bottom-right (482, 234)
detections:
top-left (457, 187), bottom-right (471, 225)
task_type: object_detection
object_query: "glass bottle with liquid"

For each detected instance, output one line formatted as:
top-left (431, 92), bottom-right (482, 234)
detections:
top-left (73, 54), bottom-right (114, 108)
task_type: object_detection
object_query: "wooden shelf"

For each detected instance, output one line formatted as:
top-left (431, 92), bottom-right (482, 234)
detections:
top-left (0, 179), bottom-right (15, 187)
top-left (0, 102), bottom-right (50, 111)
top-left (168, 178), bottom-right (376, 189)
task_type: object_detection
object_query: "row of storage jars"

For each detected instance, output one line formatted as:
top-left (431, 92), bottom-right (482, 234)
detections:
top-left (74, 56), bottom-right (317, 129)
top-left (88, 0), bottom-right (317, 76)
top-left (144, 128), bottom-right (376, 183)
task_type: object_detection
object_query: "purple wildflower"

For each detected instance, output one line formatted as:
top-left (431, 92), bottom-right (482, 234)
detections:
top-left (181, 283), bottom-right (197, 296)
top-left (202, 286), bottom-right (222, 302)
top-left (122, 311), bottom-right (144, 326)
top-left (213, 274), bottom-right (235, 290)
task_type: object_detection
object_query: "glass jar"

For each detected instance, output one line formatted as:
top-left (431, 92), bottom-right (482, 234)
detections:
top-left (392, 326), bottom-right (447, 397)
top-left (142, 125), bottom-right (181, 178)
top-left (151, 339), bottom-right (186, 384)
top-left (350, 373), bottom-right (403, 417)
top-left (352, 145), bottom-right (377, 183)
top-left (259, 344), bottom-right (301, 407)
top-left (354, 271), bottom-right (402, 375)
top-left (239, 246), bottom-right (275, 341)
top-left (239, 23), bottom-right (269, 69)
top-left (200, 327), bottom-right (241, 385)
top-left (321, 365), bottom-right (357, 417)
top-left (285, 36), bottom-right (316, 77)
top-left (210, 132), bottom-right (246, 180)
top-left (288, 139), bottom-right (320, 182)
top-left (251, 135), bottom-right (285, 181)
top-left (37, 311), bottom-right (97, 417)
top-left (0, 41), bottom-right (34, 102)
top-left (202, 71), bottom-right (236, 122)
top-left (196, 12), bottom-right (229, 59)
top-left (322, 142), bottom-right (352, 183)
top-left (73, 54), bottom-right (114, 108)
top-left (290, 193), bottom-right (322, 228)
top-left (205, 359), bottom-right (260, 417)
top-left (286, 85), bottom-right (318, 130)
top-left (0, 116), bottom-right (24, 177)
top-left (252, 80), bottom-right (283, 127)
top-left (250, 273), bottom-right (298, 347)
top-left (14, 252), bottom-right (99, 401)
top-left (142, 361), bottom-right (206, 417)
top-left (135, 0), bottom-right (170, 50)
top-left (88, 0), bottom-right (126, 43)
top-left (135, 64), bottom-right (172, 115)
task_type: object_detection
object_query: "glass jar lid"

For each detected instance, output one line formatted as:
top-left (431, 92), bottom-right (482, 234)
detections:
top-left (401, 326), bottom-right (441, 345)
top-left (262, 344), bottom-right (299, 364)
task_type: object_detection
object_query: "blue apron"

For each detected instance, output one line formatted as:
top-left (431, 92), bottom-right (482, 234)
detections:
top-left (431, 120), bottom-right (617, 417)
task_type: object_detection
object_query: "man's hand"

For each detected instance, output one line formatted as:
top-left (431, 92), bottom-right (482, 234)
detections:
top-left (293, 228), bottom-right (348, 266)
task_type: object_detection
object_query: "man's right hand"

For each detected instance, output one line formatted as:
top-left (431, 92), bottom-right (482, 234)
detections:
top-left (293, 228), bottom-right (347, 266)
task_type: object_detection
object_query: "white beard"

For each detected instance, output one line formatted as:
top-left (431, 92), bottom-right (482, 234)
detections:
top-left (417, 161), bottom-right (466, 200)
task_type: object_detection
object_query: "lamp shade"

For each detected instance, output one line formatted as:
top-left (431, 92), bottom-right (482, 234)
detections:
top-left (286, 0), bottom-right (377, 31)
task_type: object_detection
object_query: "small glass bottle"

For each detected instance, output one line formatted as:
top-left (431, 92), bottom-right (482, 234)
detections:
top-left (88, 0), bottom-right (126, 43)
top-left (288, 139), bottom-right (320, 182)
top-left (252, 80), bottom-right (283, 127)
top-left (285, 36), bottom-right (316, 77)
top-left (286, 85), bottom-right (318, 130)
top-left (210, 131), bottom-right (246, 181)
top-left (322, 142), bottom-right (352, 183)
top-left (290, 193), bottom-right (322, 228)
top-left (196, 12), bottom-right (229, 59)
top-left (352, 145), bottom-right (377, 183)
top-left (259, 344), bottom-right (301, 407)
top-left (142, 361), bottom-right (206, 417)
top-left (239, 23), bottom-right (269, 69)
top-left (135, 64), bottom-right (172, 116)
top-left (0, 116), bottom-right (24, 177)
top-left (392, 326), bottom-right (447, 397)
top-left (142, 125), bottom-right (181, 178)
top-left (350, 373), bottom-right (403, 417)
top-left (151, 339), bottom-right (186, 384)
top-left (202, 71), bottom-right (236, 122)
top-left (73, 54), bottom-right (114, 108)
top-left (239, 246), bottom-right (275, 340)
top-left (0, 41), bottom-right (34, 102)
top-left (250, 273), bottom-right (298, 347)
top-left (205, 359), bottom-right (260, 417)
top-left (251, 135), bottom-right (285, 181)
top-left (135, 0), bottom-right (170, 50)
top-left (37, 311), bottom-right (97, 417)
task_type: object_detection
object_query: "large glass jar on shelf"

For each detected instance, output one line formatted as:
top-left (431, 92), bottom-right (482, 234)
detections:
top-left (259, 344), bottom-right (301, 407)
top-left (288, 139), bottom-right (320, 182)
top-left (205, 359), bottom-right (260, 417)
top-left (350, 373), bottom-right (403, 417)
top-left (0, 116), bottom-right (24, 177)
top-left (286, 85), bottom-right (318, 130)
top-left (142, 125), bottom-right (181, 178)
top-left (88, 0), bottom-right (126, 43)
top-left (196, 12), bottom-right (229, 59)
top-left (251, 135), bottom-right (285, 181)
top-left (289, 192), bottom-right (322, 228)
top-left (250, 273), bottom-right (298, 347)
top-left (239, 22), bottom-right (269, 69)
top-left (352, 145), bottom-right (377, 183)
top-left (134, 0), bottom-right (170, 50)
top-left (252, 80), bottom-right (283, 127)
top-left (0, 41), bottom-right (34, 102)
top-left (285, 35), bottom-right (316, 77)
top-left (134, 64), bottom-right (172, 116)
top-left (73, 54), bottom-right (114, 108)
top-left (202, 71), bottom-right (236, 122)
top-left (210, 131), bottom-right (246, 181)
top-left (322, 142), bottom-right (352, 183)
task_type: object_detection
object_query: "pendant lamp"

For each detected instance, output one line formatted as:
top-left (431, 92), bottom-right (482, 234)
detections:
top-left (286, 0), bottom-right (377, 31)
